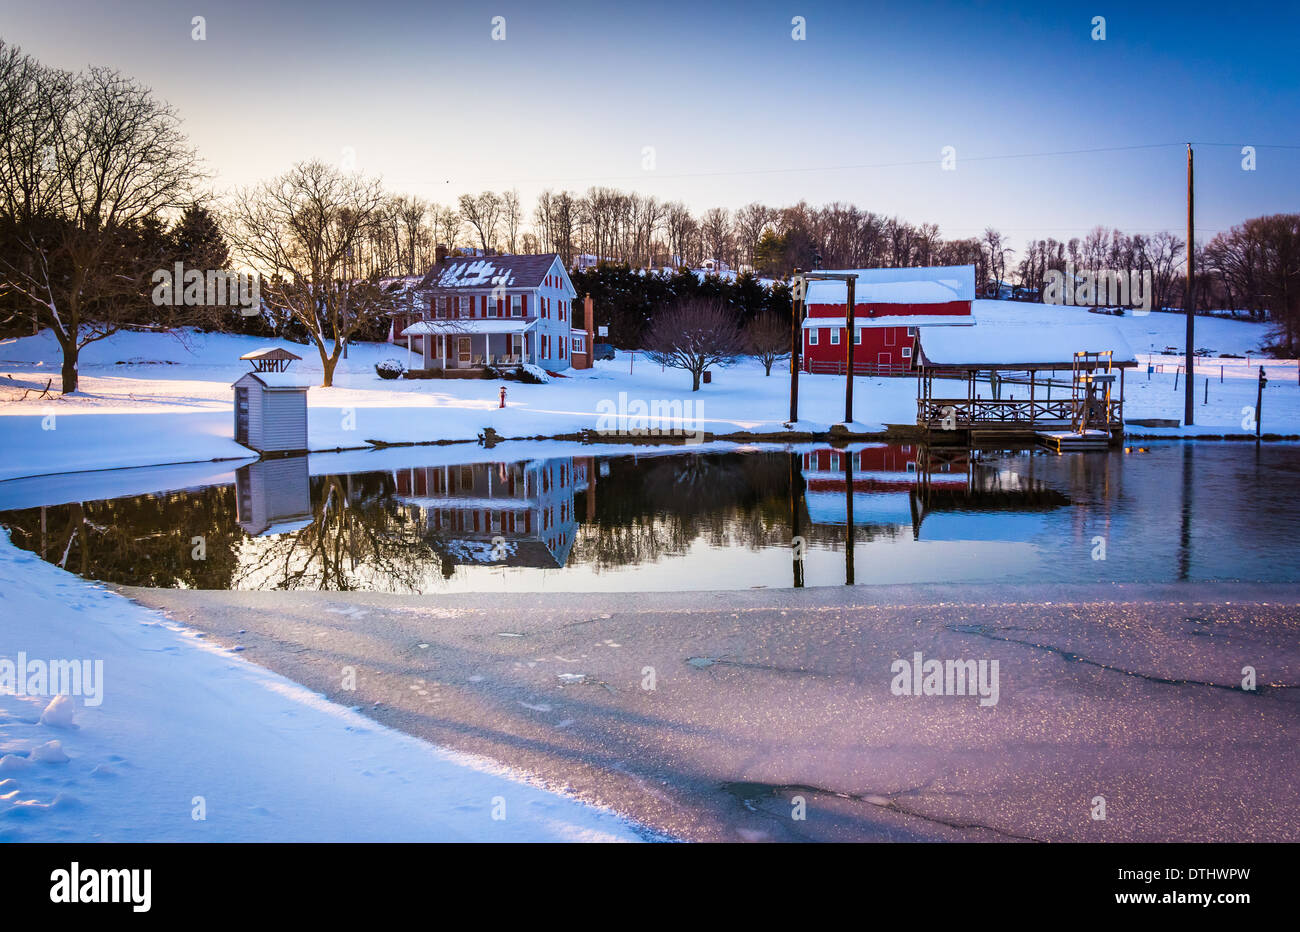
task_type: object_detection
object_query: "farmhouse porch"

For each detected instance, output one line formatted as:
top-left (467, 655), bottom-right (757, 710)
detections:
top-left (400, 319), bottom-right (537, 370)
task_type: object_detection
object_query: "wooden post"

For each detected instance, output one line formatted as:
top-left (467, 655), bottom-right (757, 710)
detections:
top-left (1256, 367), bottom-right (1267, 441)
top-left (790, 452), bottom-right (804, 588)
top-left (844, 447), bottom-right (855, 586)
top-left (845, 277), bottom-right (855, 424)
top-left (790, 269), bottom-right (802, 424)
top-left (1185, 144), bottom-right (1196, 426)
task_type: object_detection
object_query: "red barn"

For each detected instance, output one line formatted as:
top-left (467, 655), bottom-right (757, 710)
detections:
top-left (802, 265), bottom-right (975, 375)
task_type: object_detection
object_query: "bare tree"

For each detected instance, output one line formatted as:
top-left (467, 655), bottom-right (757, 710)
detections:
top-left (501, 188), bottom-right (522, 253)
top-left (642, 298), bottom-right (743, 391)
top-left (700, 207), bottom-right (731, 266)
top-left (746, 311), bottom-right (789, 375)
top-left (429, 203), bottom-right (461, 254)
top-left (0, 43), bottom-right (201, 392)
top-left (734, 202), bottom-right (772, 268)
top-left (457, 191), bottom-right (501, 253)
top-left (226, 160), bottom-right (398, 387)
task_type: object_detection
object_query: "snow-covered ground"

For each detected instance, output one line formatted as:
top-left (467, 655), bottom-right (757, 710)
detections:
top-left (0, 300), bottom-right (1294, 481)
top-left (0, 530), bottom-right (648, 841)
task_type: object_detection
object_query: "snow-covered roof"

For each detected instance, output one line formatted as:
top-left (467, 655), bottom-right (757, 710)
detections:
top-left (401, 319), bottom-right (539, 336)
top-left (239, 347), bottom-right (302, 362)
top-left (417, 254), bottom-right (569, 293)
top-left (803, 315), bottom-right (974, 329)
top-left (805, 265), bottom-right (975, 305)
top-left (917, 324), bottom-right (1139, 370)
top-left (233, 370), bottom-right (312, 389)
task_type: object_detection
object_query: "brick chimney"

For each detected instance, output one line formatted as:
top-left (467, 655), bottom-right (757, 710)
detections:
top-left (583, 294), bottom-right (595, 368)
top-left (435, 244), bottom-right (448, 265)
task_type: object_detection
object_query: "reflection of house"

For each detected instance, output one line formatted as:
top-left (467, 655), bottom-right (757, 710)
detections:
top-left (392, 458), bottom-right (592, 568)
top-left (235, 456), bottom-right (313, 536)
top-left (802, 265), bottom-right (975, 376)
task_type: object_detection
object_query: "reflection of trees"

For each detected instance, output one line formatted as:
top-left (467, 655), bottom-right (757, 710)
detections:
top-left (233, 474), bottom-right (442, 592)
top-left (572, 452), bottom-right (797, 570)
top-left (0, 488), bottom-right (242, 588)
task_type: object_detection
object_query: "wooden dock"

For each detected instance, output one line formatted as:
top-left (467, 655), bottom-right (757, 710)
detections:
top-left (1036, 431), bottom-right (1112, 452)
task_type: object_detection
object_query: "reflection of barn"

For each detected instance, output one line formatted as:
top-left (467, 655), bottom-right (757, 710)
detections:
top-left (235, 456), bottom-right (314, 536)
top-left (391, 458), bottom-right (591, 568)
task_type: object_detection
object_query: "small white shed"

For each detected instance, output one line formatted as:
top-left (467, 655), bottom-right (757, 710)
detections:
top-left (233, 348), bottom-right (310, 453)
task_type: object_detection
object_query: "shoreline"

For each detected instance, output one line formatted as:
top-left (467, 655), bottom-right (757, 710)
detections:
top-left (2, 427), bottom-right (1296, 486)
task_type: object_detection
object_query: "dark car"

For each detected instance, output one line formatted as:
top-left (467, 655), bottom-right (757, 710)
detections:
top-left (593, 343), bottom-right (616, 361)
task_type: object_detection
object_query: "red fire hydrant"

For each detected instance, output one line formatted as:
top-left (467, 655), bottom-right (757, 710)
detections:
top-left (499, 385), bottom-right (507, 408)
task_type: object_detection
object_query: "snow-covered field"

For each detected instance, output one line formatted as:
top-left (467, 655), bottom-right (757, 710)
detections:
top-left (0, 300), bottom-right (1294, 481)
top-left (0, 529), bottom-right (647, 842)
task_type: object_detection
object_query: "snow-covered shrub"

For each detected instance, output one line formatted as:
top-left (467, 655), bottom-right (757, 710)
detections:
top-left (518, 363), bottom-right (552, 384)
top-left (375, 359), bottom-right (406, 380)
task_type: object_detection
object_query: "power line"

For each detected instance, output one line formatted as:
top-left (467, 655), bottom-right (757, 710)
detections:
top-left (384, 141), bottom-right (1299, 189)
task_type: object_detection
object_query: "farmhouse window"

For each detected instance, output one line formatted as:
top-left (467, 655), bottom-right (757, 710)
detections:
top-left (511, 294), bottom-right (522, 317)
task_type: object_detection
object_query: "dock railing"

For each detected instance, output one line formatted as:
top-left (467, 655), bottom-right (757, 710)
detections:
top-left (918, 397), bottom-right (1123, 430)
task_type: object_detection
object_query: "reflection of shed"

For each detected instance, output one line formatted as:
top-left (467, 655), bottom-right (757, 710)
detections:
top-left (915, 325), bottom-right (1138, 445)
top-left (236, 456), bottom-right (313, 536)
top-left (232, 349), bottom-right (309, 453)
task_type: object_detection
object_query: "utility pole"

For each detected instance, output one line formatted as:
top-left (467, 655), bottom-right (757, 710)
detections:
top-left (845, 277), bottom-right (856, 424)
top-left (1185, 144), bottom-right (1195, 426)
top-left (789, 269), bottom-right (803, 424)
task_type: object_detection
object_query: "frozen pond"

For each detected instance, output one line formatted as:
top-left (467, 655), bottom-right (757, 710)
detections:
top-left (1, 441), bottom-right (1298, 592)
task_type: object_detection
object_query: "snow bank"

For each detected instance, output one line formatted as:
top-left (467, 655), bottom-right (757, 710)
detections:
top-left (0, 531), bottom-right (646, 842)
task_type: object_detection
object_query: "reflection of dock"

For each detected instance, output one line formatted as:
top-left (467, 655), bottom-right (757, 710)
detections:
top-left (910, 446), bottom-right (1069, 540)
top-left (797, 444), bottom-right (1069, 543)
top-left (392, 458), bottom-right (591, 569)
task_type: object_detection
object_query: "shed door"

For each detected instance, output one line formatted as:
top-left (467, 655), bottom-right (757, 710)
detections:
top-left (235, 387), bottom-right (250, 444)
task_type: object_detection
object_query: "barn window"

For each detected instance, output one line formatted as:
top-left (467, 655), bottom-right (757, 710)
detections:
top-left (902, 346), bottom-right (912, 358)
top-left (808, 329), bottom-right (818, 345)
top-left (853, 327), bottom-right (862, 344)
top-left (830, 328), bottom-right (841, 345)
top-left (906, 326), bottom-right (916, 337)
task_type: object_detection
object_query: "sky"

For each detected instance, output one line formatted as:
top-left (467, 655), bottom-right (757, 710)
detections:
top-left (1, 0), bottom-right (1297, 248)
